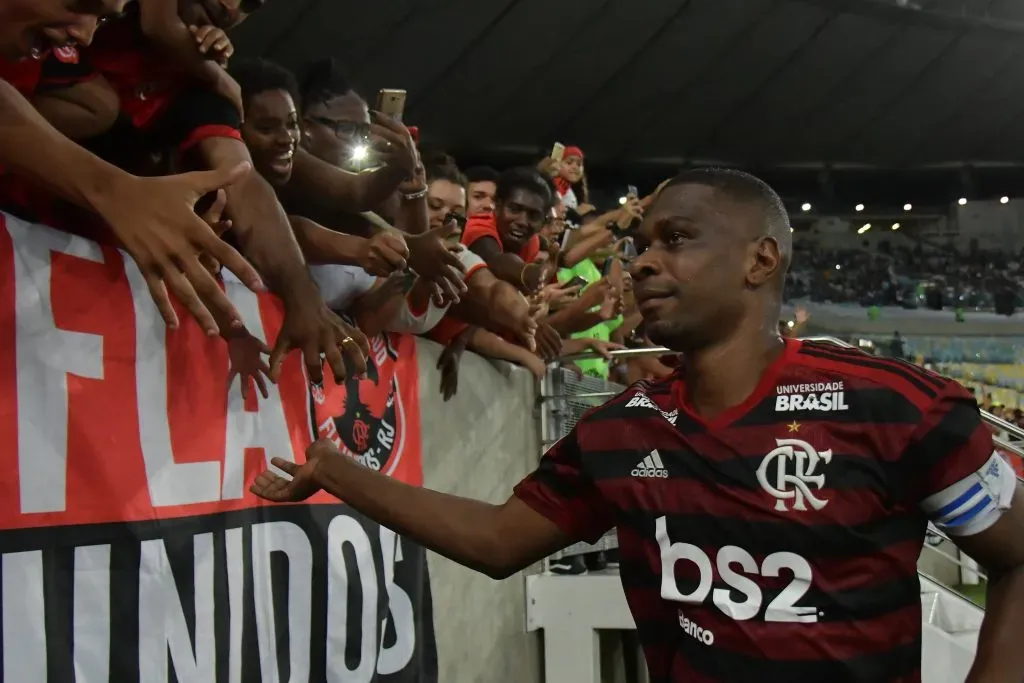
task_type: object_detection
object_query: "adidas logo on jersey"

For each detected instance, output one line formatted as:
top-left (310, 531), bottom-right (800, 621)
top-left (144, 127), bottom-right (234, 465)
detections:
top-left (632, 450), bottom-right (669, 478)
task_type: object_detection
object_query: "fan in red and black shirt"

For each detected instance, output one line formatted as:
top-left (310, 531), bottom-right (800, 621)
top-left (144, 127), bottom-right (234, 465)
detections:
top-left (248, 168), bottom-right (1024, 683)
top-left (0, 46), bottom-right (120, 230)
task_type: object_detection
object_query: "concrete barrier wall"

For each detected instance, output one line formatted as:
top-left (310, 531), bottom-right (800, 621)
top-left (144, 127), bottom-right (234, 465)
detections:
top-left (416, 339), bottom-right (543, 683)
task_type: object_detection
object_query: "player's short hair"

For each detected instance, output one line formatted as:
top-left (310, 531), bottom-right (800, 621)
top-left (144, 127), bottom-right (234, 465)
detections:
top-left (496, 167), bottom-right (555, 210)
top-left (666, 168), bottom-right (790, 236)
top-left (299, 57), bottom-right (359, 111)
top-left (230, 59), bottom-right (300, 111)
top-left (464, 166), bottom-right (499, 185)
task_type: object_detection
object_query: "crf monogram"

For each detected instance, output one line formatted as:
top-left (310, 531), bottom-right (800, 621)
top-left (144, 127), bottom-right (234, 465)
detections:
top-left (755, 439), bottom-right (832, 512)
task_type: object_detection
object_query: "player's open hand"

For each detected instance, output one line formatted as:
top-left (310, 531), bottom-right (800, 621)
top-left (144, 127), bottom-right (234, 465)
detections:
top-left (94, 163), bottom-right (265, 336)
top-left (250, 440), bottom-right (339, 503)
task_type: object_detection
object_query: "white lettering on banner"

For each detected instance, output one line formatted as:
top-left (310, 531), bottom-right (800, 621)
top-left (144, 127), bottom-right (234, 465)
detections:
top-left (775, 392), bottom-right (848, 413)
top-left (756, 439), bottom-right (832, 512)
top-left (138, 534), bottom-right (216, 683)
top-left (124, 258), bottom-right (224, 507)
top-left (74, 544), bottom-right (111, 681)
top-left (2, 550), bottom-right (47, 681)
top-left (377, 527), bottom-right (415, 674)
top-left (8, 220), bottom-right (105, 514)
top-left (226, 527), bottom-right (245, 683)
top-left (222, 283), bottom-right (293, 500)
top-left (656, 517), bottom-right (818, 623)
top-left (252, 521), bottom-right (312, 683)
top-left (327, 515), bottom-right (379, 682)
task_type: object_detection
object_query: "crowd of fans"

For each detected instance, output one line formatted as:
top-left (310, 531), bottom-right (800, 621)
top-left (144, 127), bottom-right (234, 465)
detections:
top-left (787, 237), bottom-right (1024, 311)
top-left (0, 0), bottom-right (677, 409)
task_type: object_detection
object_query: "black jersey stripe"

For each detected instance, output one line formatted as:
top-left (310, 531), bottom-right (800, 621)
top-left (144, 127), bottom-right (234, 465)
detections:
top-left (901, 394), bottom-right (983, 475)
top-left (801, 343), bottom-right (946, 391)
top-left (799, 347), bottom-right (939, 399)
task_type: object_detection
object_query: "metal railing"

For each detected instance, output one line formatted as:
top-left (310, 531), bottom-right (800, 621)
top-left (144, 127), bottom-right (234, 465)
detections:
top-left (538, 336), bottom-right (1023, 603)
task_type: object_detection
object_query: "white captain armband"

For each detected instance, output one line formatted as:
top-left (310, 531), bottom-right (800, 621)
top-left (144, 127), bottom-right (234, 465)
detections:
top-left (920, 452), bottom-right (1018, 537)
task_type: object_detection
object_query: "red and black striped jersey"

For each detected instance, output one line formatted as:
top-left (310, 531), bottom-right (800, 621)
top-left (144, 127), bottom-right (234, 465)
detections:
top-left (514, 338), bottom-right (997, 683)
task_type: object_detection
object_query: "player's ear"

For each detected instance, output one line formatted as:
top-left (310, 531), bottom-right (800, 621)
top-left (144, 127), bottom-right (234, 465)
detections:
top-left (746, 236), bottom-right (781, 288)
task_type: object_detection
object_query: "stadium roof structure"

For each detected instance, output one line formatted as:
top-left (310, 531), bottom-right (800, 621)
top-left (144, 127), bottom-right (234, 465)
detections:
top-left (234, 0), bottom-right (1024, 207)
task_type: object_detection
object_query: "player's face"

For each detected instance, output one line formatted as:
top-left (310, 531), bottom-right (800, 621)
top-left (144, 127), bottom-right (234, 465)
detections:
top-left (0, 0), bottom-right (125, 58)
top-left (630, 183), bottom-right (753, 351)
top-left (240, 89), bottom-right (300, 187)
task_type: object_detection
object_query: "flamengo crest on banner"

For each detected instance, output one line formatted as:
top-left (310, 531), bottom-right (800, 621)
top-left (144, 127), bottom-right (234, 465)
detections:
top-left (0, 214), bottom-right (436, 682)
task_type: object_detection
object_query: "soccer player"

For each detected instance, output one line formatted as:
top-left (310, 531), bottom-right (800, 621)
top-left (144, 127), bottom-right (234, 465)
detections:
top-left (250, 168), bottom-right (1024, 682)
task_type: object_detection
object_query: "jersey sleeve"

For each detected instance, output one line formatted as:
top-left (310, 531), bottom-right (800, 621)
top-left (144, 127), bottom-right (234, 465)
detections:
top-left (513, 427), bottom-right (615, 544)
top-left (902, 380), bottom-right (1017, 536)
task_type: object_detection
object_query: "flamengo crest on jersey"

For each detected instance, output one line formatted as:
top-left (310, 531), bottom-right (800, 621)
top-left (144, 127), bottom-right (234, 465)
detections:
top-left (921, 451), bottom-right (1017, 536)
top-left (775, 381), bottom-right (848, 412)
top-left (756, 438), bottom-right (833, 512)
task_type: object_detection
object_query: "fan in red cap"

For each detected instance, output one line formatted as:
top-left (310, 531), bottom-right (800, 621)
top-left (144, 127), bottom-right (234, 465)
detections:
top-left (554, 145), bottom-right (586, 210)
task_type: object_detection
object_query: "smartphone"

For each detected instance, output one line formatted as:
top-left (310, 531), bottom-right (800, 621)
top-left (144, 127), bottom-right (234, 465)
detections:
top-left (551, 142), bottom-right (566, 162)
top-left (376, 89), bottom-right (407, 122)
top-left (565, 275), bottom-right (588, 290)
top-left (626, 184), bottom-right (638, 198)
top-left (621, 239), bottom-right (638, 261)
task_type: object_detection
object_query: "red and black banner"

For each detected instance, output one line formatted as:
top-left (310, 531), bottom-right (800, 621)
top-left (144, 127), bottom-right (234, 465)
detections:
top-left (0, 214), bottom-right (437, 682)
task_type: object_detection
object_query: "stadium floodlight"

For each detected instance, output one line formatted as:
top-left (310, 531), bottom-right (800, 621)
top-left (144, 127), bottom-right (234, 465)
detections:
top-left (891, 223), bottom-right (900, 231)
top-left (1001, 196), bottom-right (1010, 204)
top-left (801, 202), bottom-right (812, 212)
top-left (857, 223), bottom-right (871, 235)
top-left (903, 203), bottom-right (912, 211)
top-left (958, 197), bottom-right (967, 206)
top-left (855, 204), bottom-right (864, 212)
top-left (619, 196), bottom-right (628, 205)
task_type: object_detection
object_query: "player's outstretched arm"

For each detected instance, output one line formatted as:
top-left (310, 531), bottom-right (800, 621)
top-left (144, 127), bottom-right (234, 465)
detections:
top-left (251, 439), bottom-right (573, 579)
top-left (951, 485), bottom-right (1024, 683)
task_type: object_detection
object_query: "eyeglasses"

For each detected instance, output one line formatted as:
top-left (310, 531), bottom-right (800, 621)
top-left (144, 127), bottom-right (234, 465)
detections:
top-left (305, 116), bottom-right (370, 140)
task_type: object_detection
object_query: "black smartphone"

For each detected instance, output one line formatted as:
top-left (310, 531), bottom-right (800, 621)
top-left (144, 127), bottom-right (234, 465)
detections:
top-left (565, 275), bottom-right (588, 290)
